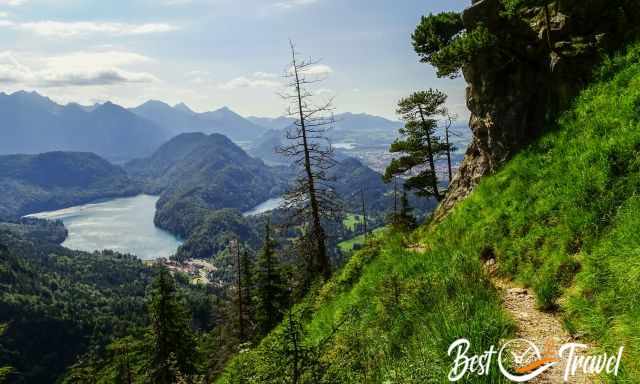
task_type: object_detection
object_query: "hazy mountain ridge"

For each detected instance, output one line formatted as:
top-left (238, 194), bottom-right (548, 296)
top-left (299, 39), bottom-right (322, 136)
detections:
top-left (0, 91), bottom-right (170, 162)
top-left (246, 116), bottom-right (296, 130)
top-left (129, 101), bottom-right (265, 142)
top-left (248, 113), bottom-right (401, 132)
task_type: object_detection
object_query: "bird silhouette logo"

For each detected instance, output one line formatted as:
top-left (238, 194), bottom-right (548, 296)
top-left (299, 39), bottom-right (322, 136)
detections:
top-left (498, 338), bottom-right (560, 382)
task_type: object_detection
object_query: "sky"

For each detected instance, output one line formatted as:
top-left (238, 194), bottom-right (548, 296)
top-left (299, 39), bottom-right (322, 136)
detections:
top-left (0, 0), bottom-right (470, 120)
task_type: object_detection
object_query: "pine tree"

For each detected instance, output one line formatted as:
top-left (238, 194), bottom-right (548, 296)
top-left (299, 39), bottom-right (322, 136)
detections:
top-left (115, 345), bottom-right (133, 384)
top-left (389, 190), bottom-right (417, 231)
top-left (240, 247), bottom-right (255, 338)
top-left (282, 309), bottom-right (308, 384)
top-left (0, 324), bottom-right (13, 384)
top-left (148, 268), bottom-right (197, 384)
top-left (254, 222), bottom-right (289, 337)
top-left (278, 41), bottom-right (341, 281)
top-left (384, 89), bottom-right (449, 200)
top-left (360, 189), bottom-right (368, 239)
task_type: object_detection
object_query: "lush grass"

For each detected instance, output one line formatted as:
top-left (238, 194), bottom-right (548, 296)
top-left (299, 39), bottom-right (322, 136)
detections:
top-left (337, 226), bottom-right (385, 253)
top-left (342, 213), bottom-right (363, 231)
top-left (218, 43), bottom-right (640, 383)
top-left (412, 42), bottom-right (640, 380)
top-left (218, 235), bottom-right (512, 383)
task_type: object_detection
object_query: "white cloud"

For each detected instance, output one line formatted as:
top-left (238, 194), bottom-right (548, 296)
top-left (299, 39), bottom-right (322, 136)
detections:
top-left (274, 0), bottom-right (317, 9)
top-left (185, 70), bottom-right (211, 85)
top-left (288, 63), bottom-right (333, 77)
top-left (0, 12), bottom-right (9, 18)
top-left (0, 20), bottom-right (178, 38)
top-left (37, 68), bottom-right (157, 86)
top-left (252, 71), bottom-right (279, 79)
top-left (0, 0), bottom-right (26, 6)
top-left (219, 75), bottom-right (282, 90)
top-left (47, 51), bottom-right (152, 68)
top-left (303, 64), bottom-right (332, 76)
top-left (0, 50), bottom-right (158, 87)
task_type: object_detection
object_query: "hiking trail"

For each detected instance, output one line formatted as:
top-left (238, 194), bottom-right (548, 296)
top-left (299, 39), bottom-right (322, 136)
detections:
top-left (407, 244), bottom-right (595, 383)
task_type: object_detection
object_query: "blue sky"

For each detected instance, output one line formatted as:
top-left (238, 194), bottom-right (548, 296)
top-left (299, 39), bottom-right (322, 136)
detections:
top-left (0, 0), bottom-right (470, 119)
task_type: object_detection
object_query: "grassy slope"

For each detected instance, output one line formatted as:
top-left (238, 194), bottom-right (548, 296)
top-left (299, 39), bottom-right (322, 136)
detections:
top-left (337, 227), bottom-right (385, 253)
top-left (218, 43), bottom-right (640, 383)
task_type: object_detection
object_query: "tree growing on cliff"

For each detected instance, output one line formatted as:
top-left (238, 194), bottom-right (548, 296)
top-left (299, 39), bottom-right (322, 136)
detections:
top-left (412, 11), bottom-right (495, 78)
top-left (278, 41), bottom-right (340, 281)
top-left (148, 268), bottom-right (197, 384)
top-left (384, 89), bottom-right (450, 200)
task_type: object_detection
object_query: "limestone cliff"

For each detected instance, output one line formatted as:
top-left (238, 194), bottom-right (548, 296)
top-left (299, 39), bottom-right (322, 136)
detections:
top-left (435, 0), bottom-right (640, 219)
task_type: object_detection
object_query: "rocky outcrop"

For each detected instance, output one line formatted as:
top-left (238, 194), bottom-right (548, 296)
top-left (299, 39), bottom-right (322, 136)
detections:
top-left (435, 0), bottom-right (640, 220)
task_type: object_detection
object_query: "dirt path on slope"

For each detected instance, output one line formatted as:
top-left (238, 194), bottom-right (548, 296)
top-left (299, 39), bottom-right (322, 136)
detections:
top-left (407, 244), bottom-right (596, 383)
top-left (490, 272), bottom-right (595, 383)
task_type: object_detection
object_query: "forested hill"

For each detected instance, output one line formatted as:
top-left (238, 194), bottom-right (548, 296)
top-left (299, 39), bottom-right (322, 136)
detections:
top-left (0, 152), bottom-right (140, 218)
top-left (126, 132), bottom-right (283, 237)
top-left (0, 222), bottom-right (154, 383)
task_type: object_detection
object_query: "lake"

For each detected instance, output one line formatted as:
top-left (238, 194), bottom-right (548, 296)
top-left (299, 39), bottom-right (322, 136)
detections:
top-left (243, 197), bottom-right (285, 217)
top-left (333, 142), bottom-right (356, 150)
top-left (26, 194), bottom-right (182, 260)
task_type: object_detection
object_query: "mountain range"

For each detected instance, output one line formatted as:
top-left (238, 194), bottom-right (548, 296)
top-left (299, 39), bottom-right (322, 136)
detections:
top-left (129, 100), bottom-right (265, 142)
top-left (0, 90), bottom-right (405, 165)
top-left (0, 91), bottom-right (169, 162)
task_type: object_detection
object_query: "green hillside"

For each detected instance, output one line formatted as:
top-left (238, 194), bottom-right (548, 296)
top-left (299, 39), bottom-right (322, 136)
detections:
top-left (217, 42), bottom-right (640, 383)
top-left (0, 152), bottom-right (140, 218)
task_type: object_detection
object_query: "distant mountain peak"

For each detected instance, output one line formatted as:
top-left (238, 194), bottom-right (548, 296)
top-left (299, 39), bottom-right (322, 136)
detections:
top-left (95, 101), bottom-right (129, 115)
top-left (137, 100), bottom-right (172, 109)
top-left (7, 90), bottom-right (61, 114)
top-left (173, 102), bottom-right (195, 115)
top-left (10, 90), bottom-right (54, 104)
top-left (62, 102), bottom-right (90, 113)
top-left (13, 90), bottom-right (43, 97)
top-left (204, 106), bottom-right (249, 121)
top-left (211, 106), bottom-right (237, 116)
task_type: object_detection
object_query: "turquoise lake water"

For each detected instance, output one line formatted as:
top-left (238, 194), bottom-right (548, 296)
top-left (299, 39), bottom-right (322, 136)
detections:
top-left (27, 194), bottom-right (182, 260)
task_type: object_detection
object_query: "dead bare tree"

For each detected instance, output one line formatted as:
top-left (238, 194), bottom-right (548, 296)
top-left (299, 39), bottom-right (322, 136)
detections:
top-left (442, 112), bottom-right (459, 185)
top-left (278, 41), bottom-right (339, 281)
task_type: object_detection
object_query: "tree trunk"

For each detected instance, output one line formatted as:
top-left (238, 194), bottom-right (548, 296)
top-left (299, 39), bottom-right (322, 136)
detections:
top-left (235, 240), bottom-right (245, 342)
top-left (445, 121), bottom-right (453, 184)
top-left (290, 47), bottom-right (331, 280)
top-left (288, 310), bottom-right (300, 384)
top-left (417, 106), bottom-right (441, 200)
top-left (361, 189), bottom-right (368, 239)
